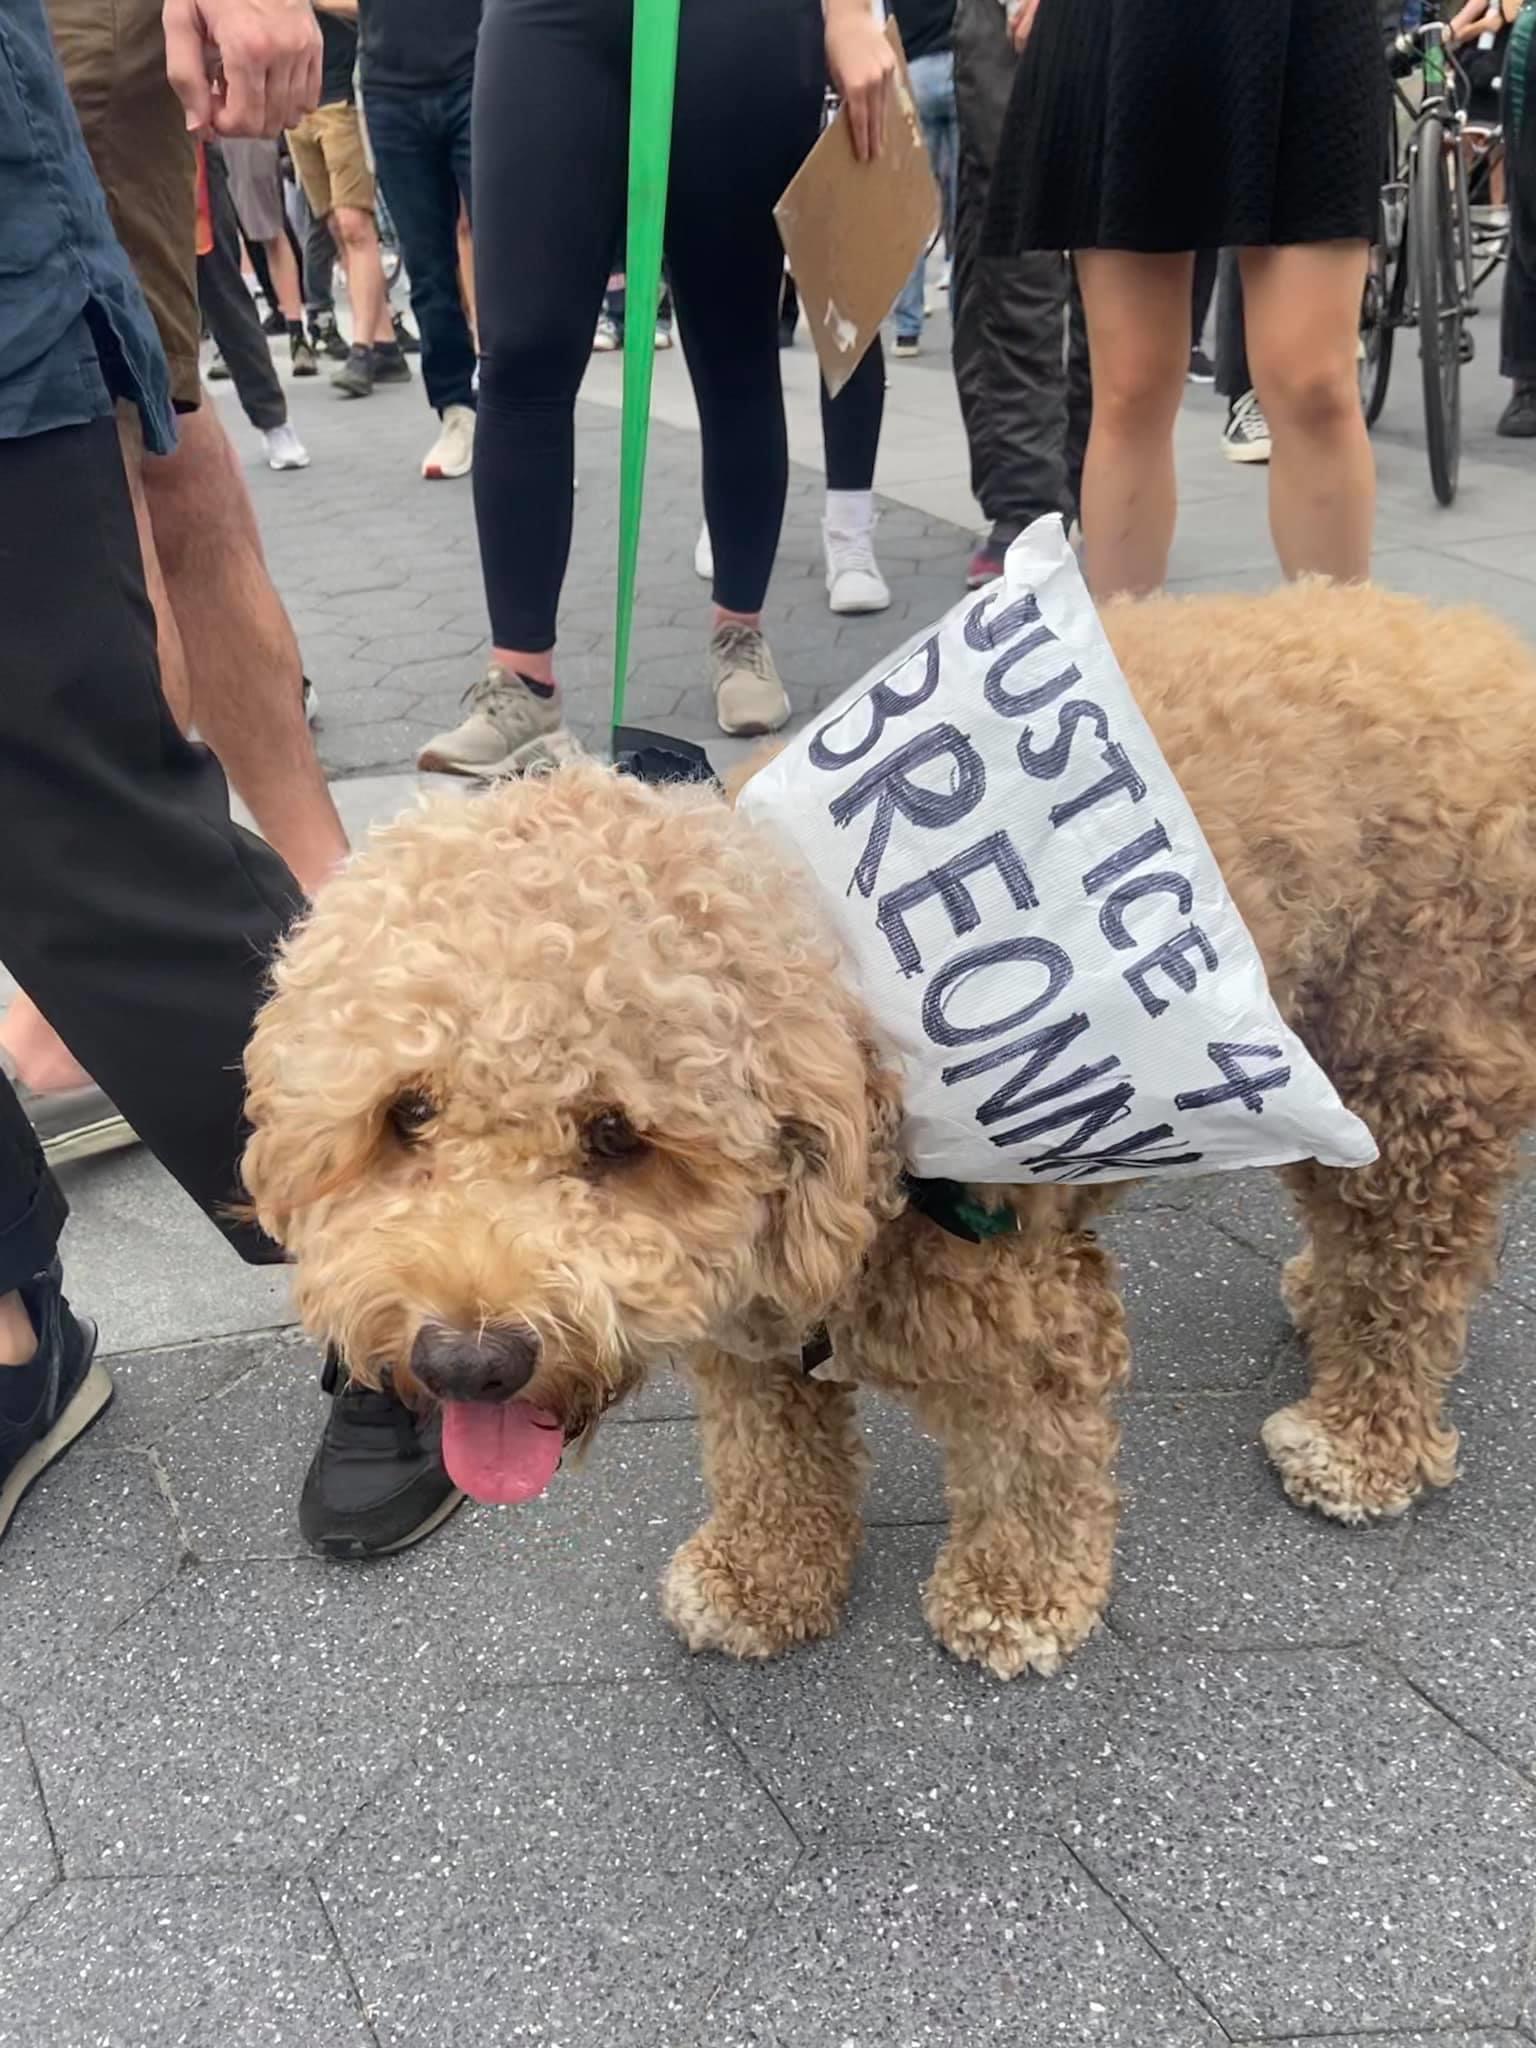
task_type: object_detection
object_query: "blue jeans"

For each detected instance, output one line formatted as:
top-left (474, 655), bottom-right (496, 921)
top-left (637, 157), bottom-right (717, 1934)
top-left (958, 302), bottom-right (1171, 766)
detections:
top-left (895, 50), bottom-right (958, 341)
top-left (363, 79), bottom-right (476, 413)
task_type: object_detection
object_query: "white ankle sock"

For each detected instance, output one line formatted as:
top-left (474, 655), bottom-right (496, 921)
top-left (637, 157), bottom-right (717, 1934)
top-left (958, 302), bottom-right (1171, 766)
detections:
top-left (825, 489), bottom-right (875, 537)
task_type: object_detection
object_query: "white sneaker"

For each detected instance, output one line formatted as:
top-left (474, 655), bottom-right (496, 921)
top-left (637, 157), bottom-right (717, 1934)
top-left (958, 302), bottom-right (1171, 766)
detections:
top-left (711, 623), bottom-right (789, 737)
top-left (1221, 389), bottom-right (1273, 466)
top-left (417, 663), bottom-right (583, 777)
top-left (694, 521), bottom-right (714, 581)
top-left (823, 519), bottom-right (891, 615)
top-left (422, 403), bottom-right (474, 480)
top-left (263, 423), bottom-right (309, 471)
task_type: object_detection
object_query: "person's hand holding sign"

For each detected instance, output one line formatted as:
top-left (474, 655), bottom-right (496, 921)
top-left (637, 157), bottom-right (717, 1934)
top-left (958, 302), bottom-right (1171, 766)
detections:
top-left (825, 0), bottom-right (897, 161)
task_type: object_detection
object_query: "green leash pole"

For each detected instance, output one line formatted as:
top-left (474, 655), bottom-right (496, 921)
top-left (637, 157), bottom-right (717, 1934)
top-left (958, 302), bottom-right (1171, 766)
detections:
top-left (613, 0), bottom-right (682, 740)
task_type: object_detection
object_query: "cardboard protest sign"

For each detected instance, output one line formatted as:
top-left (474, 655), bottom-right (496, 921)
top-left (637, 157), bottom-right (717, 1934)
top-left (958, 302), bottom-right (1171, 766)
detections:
top-left (773, 21), bottom-right (941, 399)
top-left (740, 520), bottom-right (1378, 1186)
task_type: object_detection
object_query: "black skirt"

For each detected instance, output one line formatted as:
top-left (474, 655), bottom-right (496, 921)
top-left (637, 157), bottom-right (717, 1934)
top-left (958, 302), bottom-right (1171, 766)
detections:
top-left (986, 0), bottom-right (1387, 255)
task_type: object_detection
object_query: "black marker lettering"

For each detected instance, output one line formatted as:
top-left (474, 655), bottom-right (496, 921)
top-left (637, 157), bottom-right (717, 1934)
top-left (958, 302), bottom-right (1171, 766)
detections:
top-left (1099, 871), bottom-right (1195, 950)
top-left (1049, 745), bottom-right (1148, 829)
top-left (877, 830), bottom-right (1038, 978)
top-left (810, 634), bottom-right (940, 770)
top-left (830, 724), bottom-right (986, 900)
top-left (1124, 926), bottom-right (1219, 1019)
top-left (944, 1012), bottom-right (1121, 1127)
top-left (1016, 699), bottom-right (1110, 780)
top-left (1175, 1042), bottom-right (1293, 1116)
top-left (1081, 822), bottom-right (1173, 897)
top-left (922, 937), bottom-right (1072, 1048)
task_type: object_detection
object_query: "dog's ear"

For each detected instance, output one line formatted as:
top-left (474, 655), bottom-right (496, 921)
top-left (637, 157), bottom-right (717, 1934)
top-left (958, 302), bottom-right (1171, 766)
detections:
top-left (241, 1009), bottom-right (379, 1244)
top-left (762, 1025), bottom-right (904, 1322)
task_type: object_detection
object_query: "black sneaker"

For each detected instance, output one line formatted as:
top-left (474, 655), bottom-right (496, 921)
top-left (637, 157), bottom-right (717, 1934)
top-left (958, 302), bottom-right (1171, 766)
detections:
top-left (261, 305), bottom-right (287, 337)
top-left (0, 1264), bottom-right (112, 1545)
top-left (290, 333), bottom-right (318, 378)
top-left (392, 312), bottom-right (421, 355)
top-left (371, 342), bottom-right (413, 386)
top-left (332, 344), bottom-right (375, 398)
top-left (1497, 381), bottom-right (1536, 439)
top-left (310, 314), bottom-right (350, 363)
top-left (1188, 346), bottom-right (1216, 384)
top-left (298, 1351), bottom-right (464, 1559)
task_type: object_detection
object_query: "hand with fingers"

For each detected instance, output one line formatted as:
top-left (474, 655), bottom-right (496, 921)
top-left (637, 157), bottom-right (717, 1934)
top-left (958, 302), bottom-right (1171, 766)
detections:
top-left (824, 0), bottom-right (897, 162)
top-left (162, 0), bottom-right (323, 138)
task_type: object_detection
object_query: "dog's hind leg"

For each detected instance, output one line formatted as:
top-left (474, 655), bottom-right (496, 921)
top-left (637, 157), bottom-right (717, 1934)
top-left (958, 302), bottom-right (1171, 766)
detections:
top-left (909, 1233), bottom-right (1130, 1680)
top-left (661, 1349), bottom-right (866, 1660)
top-left (1265, 1104), bottom-right (1523, 1524)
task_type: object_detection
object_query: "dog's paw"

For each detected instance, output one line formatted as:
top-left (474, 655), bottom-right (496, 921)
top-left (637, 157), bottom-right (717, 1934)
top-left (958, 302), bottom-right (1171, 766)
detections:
top-left (1262, 1400), bottom-right (1454, 1524)
top-left (923, 1553), bottom-right (1105, 1681)
top-left (1280, 1248), bottom-right (1317, 1339)
top-left (661, 1526), bottom-right (848, 1662)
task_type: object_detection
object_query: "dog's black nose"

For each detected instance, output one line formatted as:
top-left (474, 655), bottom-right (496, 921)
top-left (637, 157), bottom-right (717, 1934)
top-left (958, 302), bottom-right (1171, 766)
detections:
top-left (409, 1321), bottom-right (541, 1401)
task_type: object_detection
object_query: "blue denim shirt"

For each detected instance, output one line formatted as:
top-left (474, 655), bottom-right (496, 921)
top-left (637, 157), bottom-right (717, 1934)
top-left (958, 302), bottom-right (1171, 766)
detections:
top-left (0, 0), bottom-right (174, 450)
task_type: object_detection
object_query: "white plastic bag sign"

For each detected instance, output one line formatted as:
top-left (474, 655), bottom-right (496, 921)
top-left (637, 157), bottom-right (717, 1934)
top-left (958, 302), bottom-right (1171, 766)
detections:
top-left (741, 518), bottom-right (1377, 1185)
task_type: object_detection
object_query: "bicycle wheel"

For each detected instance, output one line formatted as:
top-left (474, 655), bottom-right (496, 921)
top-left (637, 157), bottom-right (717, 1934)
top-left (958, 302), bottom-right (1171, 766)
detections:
top-left (1359, 231), bottom-right (1394, 425)
top-left (1413, 115), bottom-right (1462, 506)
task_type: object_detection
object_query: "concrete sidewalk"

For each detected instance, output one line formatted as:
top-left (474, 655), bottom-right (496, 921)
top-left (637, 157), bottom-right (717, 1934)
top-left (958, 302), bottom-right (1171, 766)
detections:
top-left (1, 307), bottom-right (1535, 2047)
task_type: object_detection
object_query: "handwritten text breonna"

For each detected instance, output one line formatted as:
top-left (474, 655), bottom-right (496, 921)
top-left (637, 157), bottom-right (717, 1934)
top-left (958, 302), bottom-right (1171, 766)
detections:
top-left (803, 583), bottom-right (1298, 1181)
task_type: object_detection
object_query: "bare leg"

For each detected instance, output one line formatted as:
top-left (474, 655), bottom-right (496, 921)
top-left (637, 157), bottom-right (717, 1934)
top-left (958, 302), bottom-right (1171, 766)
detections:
top-left (262, 231), bottom-right (304, 322)
top-left (1241, 241), bottom-right (1375, 583)
top-left (912, 1235), bottom-right (1129, 1679)
top-left (457, 205), bottom-right (478, 348)
top-left (1074, 250), bottom-right (1194, 599)
top-left (0, 1294), bottom-right (35, 1365)
top-left (662, 1349), bottom-right (866, 1658)
top-left (141, 405), bottom-right (347, 895)
top-left (331, 206), bottom-right (390, 346)
top-left (1266, 1120), bottom-right (1519, 1522)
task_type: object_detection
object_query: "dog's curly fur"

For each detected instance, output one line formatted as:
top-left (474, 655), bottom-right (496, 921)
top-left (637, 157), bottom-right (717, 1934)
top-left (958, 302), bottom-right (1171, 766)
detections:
top-left (244, 582), bottom-right (1536, 1678)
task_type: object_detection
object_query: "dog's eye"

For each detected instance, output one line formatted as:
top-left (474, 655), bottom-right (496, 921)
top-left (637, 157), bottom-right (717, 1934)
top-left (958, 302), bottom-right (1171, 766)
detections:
top-left (583, 1108), bottom-right (648, 1164)
top-left (387, 1089), bottom-right (436, 1143)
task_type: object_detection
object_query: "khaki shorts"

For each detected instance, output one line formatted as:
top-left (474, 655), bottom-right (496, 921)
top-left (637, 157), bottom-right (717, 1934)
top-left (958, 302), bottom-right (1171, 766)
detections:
top-left (287, 102), bottom-right (376, 219)
top-left (46, 0), bottom-right (201, 411)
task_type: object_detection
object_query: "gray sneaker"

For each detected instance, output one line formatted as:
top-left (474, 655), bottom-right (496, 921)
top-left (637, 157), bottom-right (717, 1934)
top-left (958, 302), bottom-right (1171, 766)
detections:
top-left (0, 1048), bottom-right (137, 1167)
top-left (711, 623), bottom-right (790, 737)
top-left (417, 663), bottom-right (583, 778)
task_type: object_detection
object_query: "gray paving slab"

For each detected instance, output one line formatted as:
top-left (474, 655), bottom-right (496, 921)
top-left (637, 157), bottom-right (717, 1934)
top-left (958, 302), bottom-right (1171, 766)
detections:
top-left (0, 1448), bottom-right (180, 1713)
top-left (706, 1837), bottom-right (1224, 2048)
top-left (1110, 1385), bottom-right (1408, 1648)
top-left (1099, 1209), bottom-right (1293, 1392)
top-left (53, 1145), bottom-right (294, 1354)
top-left (317, 1685), bottom-right (797, 2048)
top-left (1261, 2035), bottom-right (1529, 2047)
top-left (0, 1713), bottom-right (54, 1942)
top-left (695, 1527), bottom-right (1117, 1844)
top-left (1061, 1648), bottom-right (1536, 2038)
top-left (1376, 1291), bottom-right (1536, 1784)
top-left (24, 1560), bottom-right (453, 1876)
top-left (0, 1878), bottom-right (374, 2048)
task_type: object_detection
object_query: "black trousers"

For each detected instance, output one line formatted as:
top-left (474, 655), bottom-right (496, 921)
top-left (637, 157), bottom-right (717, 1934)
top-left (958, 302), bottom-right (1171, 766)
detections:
top-left (366, 79), bottom-right (477, 416)
top-left (473, 0), bottom-right (826, 647)
top-left (0, 418), bottom-right (301, 1287)
top-left (1503, 19), bottom-right (1536, 384)
top-left (951, 0), bottom-right (1076, 531)
top-left (1214, 247), bottom-right (1252, 400)
top-left (199, 143), bottom-right (288, 433)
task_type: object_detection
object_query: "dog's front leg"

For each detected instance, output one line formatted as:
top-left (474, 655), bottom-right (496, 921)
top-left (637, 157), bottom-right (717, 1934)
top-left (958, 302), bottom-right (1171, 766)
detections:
top-left (661, 1348), bottom-right (866, 1660)
top-left (909, 1237), bottom-right (1129, 1680)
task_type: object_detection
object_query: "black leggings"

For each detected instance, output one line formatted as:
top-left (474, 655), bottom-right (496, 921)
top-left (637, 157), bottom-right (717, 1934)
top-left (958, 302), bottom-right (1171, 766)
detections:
top-left (473, 0), bottom-right (826, 651)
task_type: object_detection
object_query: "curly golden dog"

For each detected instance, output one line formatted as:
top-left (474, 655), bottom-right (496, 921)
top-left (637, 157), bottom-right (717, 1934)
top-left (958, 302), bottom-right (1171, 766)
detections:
top-left (243, 582), bottom-right (1536, 1680)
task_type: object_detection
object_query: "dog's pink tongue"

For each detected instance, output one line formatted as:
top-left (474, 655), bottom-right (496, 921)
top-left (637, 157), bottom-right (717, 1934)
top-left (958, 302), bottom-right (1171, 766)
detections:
top-left (440, 1399), bottom-right (564, 1505)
